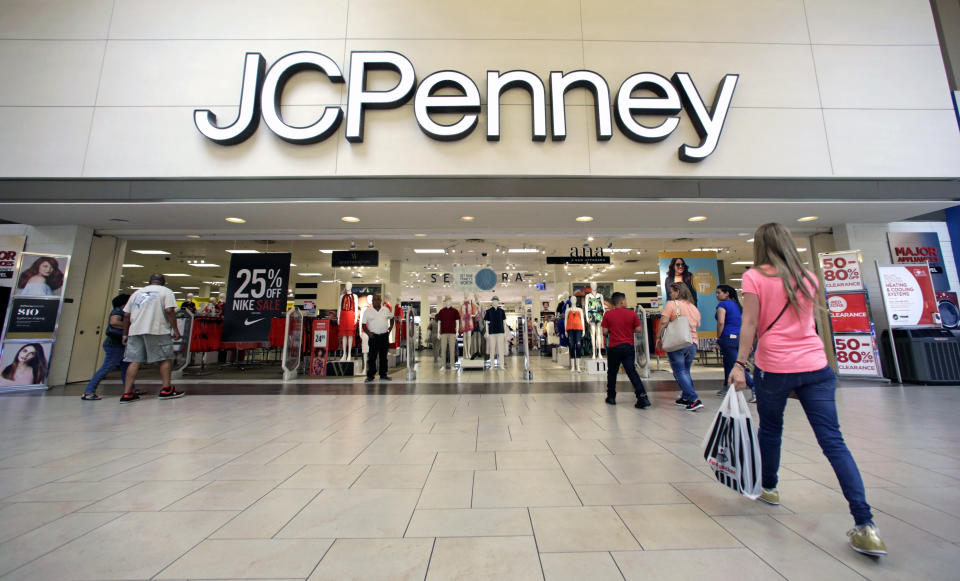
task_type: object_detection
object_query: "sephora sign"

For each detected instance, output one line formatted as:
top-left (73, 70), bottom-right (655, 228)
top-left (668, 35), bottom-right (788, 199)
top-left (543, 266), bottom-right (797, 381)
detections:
top-left (195, 51), bottom-right (738, 162)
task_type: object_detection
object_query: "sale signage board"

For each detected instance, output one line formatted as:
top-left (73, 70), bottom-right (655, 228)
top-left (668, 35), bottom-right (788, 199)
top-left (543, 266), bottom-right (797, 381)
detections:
top-left (826, 293), bottom-right (871, 333)
top-left (818, 251), bottom-right (864, 292)
top-left (4, 298), bottom-right (60, 339)
top-left (309, 318), bottom-right (331, 376)
top-left (222, 253), bottom-right (291, 342)
top-left (833, 334), bottom-right (881, 376)
top-left (877, 264), bottom-right (941, 327)
top-left (887, 232), bottom-right (949, 292)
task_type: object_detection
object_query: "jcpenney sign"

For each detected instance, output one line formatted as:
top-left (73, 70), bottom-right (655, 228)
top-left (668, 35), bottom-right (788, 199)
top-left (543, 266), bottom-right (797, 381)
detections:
top-left (194, 51), bottom-right (738, 162)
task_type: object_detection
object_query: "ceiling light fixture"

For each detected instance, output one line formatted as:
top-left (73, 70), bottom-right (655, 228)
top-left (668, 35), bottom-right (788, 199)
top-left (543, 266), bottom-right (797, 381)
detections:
top-left (732, 261), bottom-right (754, 265)
top-left (414, 249), bottom-right (446, 254)
top-left (341, 216), bottom-right (360, 223)
top-left (797, 216), bottom-right (819, 222)
top-left (688, 216), bottom-right (708, 222)
top-left (122, 263), bottom-right (143, 268)
top-left (188, 263), bottom-right (220, 267)
top-left (576, 216), bottom-right (594, 222)
top-left (299, 234), bottom-right (313, 238)
top-left (186, 234), bottom-right (201, 239)
top-left (131, 250), bottom-right (170, 255)
top-left (508, 249), bottom-right (539, 253)
top-left (162, 273), bottom-right (189, 277)
top-left (459, 216), bottom-right (475, 222)
top-left (225, 217), bottom-right (246, 223)
top-left (225, 249), bottom-right (259, 254)
top-left (414, 233), bottom-right (427, 237)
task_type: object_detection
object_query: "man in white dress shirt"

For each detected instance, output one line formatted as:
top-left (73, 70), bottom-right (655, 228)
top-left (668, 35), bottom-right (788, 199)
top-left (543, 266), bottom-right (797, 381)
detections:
top-left (361, 293), bottom-right (394, 382)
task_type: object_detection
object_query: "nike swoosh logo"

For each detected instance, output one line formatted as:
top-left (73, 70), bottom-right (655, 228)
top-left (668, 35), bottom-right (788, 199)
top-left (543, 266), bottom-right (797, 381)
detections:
top-left (244, 318), bottom-right (265, 326)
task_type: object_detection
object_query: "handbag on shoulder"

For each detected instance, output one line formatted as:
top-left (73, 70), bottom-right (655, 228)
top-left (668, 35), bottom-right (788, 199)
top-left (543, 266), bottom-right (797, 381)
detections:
top-left (661, 300), bottom-right (694, 352)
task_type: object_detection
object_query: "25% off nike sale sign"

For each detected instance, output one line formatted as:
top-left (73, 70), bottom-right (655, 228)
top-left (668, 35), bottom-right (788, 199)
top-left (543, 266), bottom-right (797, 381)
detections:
top-left (222, 253), bottom-right (291, 342)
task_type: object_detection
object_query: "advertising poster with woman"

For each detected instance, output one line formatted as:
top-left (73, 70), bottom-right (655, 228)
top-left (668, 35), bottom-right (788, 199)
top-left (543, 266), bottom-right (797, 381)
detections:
top-left (658, 252), bottom-right (720, 337)
top-left (15, 255), bottom-right (68, 298)
top-left (0, 341), bottom-right (51, 388)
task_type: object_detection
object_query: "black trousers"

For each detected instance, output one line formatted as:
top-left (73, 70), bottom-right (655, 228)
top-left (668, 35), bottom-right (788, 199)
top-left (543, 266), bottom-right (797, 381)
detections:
top-left (606, 343), bottom-right (647, 399)
top-left (366, 332), bottom-right (390, 379)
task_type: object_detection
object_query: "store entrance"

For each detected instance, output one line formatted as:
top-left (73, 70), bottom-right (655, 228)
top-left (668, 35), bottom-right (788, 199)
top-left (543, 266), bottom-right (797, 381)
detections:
top-left (84, 232), bottom-right (814, 392)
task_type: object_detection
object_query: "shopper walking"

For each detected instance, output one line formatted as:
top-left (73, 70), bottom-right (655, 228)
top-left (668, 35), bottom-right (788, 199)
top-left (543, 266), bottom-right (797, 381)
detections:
top-left (361, 293), bottom-right (394, 382)
top-left (600, 292), bottom-right (651, 408)
top-left (729, 222), bottom-right (886, 556)
top-left (82, 293), bottom-right (134, 400)
top-left (657, 282), bottom-right (702, 411)
top-left (714, 284), bottom-right (755, 402)
top-left (120, 274), bottom-right (183, 403)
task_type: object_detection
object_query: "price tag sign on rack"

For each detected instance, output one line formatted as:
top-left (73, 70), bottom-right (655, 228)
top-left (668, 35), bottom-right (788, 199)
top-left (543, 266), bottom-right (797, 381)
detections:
top-left (819, 251), bottom-right (864, 292)
top-left (833, 334), bottom-right (881, 376)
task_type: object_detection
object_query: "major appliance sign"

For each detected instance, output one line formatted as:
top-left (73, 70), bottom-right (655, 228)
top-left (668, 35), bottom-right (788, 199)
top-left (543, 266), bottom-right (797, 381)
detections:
top-left (194, 51), bottom-right (738, 162)
top-left (887, 232), bottom-right (949, 292)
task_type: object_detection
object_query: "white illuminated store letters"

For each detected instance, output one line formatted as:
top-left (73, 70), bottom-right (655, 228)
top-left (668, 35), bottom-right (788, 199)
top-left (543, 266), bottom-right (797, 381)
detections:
top-left (194, 50), bottom-right (739, 162)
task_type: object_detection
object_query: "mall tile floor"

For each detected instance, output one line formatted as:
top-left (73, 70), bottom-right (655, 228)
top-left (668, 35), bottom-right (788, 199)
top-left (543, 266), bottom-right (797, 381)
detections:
top-left (1, 382), bottom-right (959, 580)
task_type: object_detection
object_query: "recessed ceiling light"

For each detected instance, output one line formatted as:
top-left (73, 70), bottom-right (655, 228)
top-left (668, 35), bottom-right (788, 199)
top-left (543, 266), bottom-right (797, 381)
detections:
top-left (414, 233), bottom-right (427, 237)
top-left (605, 248), bottom-right (633, 253)
top-left (576, 216), bottom-right (594, 222)
top-left (298, 273), bottom-right (324, 276)
top-left (122, 263), bottom-right (143, 268)
top-left (414, 249), bottom-right (446, 254)
top-left (299, 234), bottom-right (313, 238)
top-left (318, 249), bottom-right (335, 254)
top-left (186, 234), bottom-right (201, 239)
top-left (732, 261), bottom-right (754, 265)
top-left (181, 286), bottom-right (200, 290)
top-left (162, 273), bottom-right (189, 277)
top-left (188, 263), bottom-right (220, 267)
top-left (688, 216), bottom-right (708, 222)
top-left (289, 263), bottom-right (297, 267)
top-left (587, 236), bottom-right (594, 241)
top-left (747, 238), bottom-right (755, 243)
top-left (459, 216), bottom-right (475, 222)
top-left (508, 249), bottom-right (539, 253)
top-left (730, 277), bottom-right (743, 281)
top-left (131, 250), bottom-right (170, 255)
top-left (225, 249), bottom-right (259, 254)
top-left (690, 248), bottom-right (723, 252)
top-left (341, 216), bottom-right (360, 223)
top-left (225, 217), bottom-right (246, 223)
top-left (738, 232), bottom-right (750, 236)
top-left (796, 247), bottom-right (807, 252)
top-left (797, 216), bottom-right (819, 222)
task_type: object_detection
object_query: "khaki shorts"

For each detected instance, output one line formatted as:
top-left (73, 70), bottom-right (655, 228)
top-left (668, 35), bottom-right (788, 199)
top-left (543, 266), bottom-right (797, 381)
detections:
top-left (124, 334), bottom-right (174, 363)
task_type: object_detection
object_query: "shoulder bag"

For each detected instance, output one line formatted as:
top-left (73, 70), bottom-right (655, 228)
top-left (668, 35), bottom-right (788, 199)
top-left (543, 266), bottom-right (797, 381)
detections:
top-left (661, 300), bottom-right (694, 352)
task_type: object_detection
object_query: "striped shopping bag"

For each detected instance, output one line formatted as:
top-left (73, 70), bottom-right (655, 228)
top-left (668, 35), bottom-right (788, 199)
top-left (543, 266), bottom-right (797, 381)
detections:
top-left (701, 388), bottom-right (762, 499)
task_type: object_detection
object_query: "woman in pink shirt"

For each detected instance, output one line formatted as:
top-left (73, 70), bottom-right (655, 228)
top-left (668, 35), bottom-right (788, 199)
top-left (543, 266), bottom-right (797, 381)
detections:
top-left (657, 282), bottom-right (702, 411)
top-left (729, 223), bottom-right (886, 557)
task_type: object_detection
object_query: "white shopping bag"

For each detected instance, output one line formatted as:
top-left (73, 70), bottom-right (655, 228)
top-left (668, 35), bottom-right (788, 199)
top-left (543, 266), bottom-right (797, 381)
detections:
top-left (701, 387), bottom-right (762, 499)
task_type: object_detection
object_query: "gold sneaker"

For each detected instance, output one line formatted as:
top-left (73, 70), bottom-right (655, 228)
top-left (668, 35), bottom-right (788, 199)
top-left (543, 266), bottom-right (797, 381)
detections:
top-left (848, 524), bottom-right (888, 556)
top-left (759, 488), bottom-right (780, 505)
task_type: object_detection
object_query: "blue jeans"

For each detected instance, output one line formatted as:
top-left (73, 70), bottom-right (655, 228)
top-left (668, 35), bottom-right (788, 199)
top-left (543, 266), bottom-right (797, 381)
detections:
top-left (84, 344), bottom-right (131, 395)
top-left (755, 365), bottom-right (873, 526)
top-left (717, 335), bottom-right (754, 389)
top-left (667, 344), bottom-right (698, 401)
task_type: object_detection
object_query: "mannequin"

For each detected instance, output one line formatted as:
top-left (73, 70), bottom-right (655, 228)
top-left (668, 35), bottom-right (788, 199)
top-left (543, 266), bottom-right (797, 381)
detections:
top-left (436, 296), bottom-right (461, 369)
top-left (358, 295), bottom-right (372, 373)
top-left (483, 296), bottom-right (507, 368)
top-left (566, 294), bottom-right (586, 372)
top-left (181, 293), bottom-right (197, 313)
top-left (337, 282), bottom-right (359, 361)
top-left (391, 297), bottom-right (404, 349)
top-left (461, 292), bottom-right (477, 356)
top-left (585, 287), bottom-right (607, 359)
top-left (555, 293), bottom-right (570, 347)
top-left (384, 293), bottom-right (394, 346)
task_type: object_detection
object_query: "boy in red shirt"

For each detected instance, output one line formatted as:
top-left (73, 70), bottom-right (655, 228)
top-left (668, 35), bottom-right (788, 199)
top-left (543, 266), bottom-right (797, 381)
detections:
top-left (600, 292), bottom-right (651, 408)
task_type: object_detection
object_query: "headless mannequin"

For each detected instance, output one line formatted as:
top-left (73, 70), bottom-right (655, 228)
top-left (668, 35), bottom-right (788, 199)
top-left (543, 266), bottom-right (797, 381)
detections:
top-left (337, 282), bottom-right (358, 361)
top-left (484, 298), bottom-right (507, 368)
top-left (438, 297), bottom-right (460, 370)
top-left (566, 296), bottom-right (586, 372)
top-left (585, 290), bottom-right (607, 359)
top-left (358, 294), bottom-right (372, 373)
top-left (472, 293), bottom-right (483, 356)
top-left (384, 293), bottom-right (394, 345)
top-left (555, 293), bottom-right (569, 347)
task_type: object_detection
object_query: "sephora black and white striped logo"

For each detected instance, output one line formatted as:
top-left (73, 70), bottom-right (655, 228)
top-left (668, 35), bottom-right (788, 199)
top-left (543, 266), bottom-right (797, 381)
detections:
top-left (194, 51), bottom-right (738, 162)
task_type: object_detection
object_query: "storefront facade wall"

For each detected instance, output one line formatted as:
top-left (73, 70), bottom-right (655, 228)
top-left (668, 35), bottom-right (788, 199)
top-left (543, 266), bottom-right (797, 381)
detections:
top-left (0, 0), bottom-right (958, 181)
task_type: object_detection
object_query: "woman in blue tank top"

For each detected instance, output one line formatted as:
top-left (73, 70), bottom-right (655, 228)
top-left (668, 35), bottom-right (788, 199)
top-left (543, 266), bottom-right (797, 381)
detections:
top-left (715, 284), bottom-right (755, 399)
